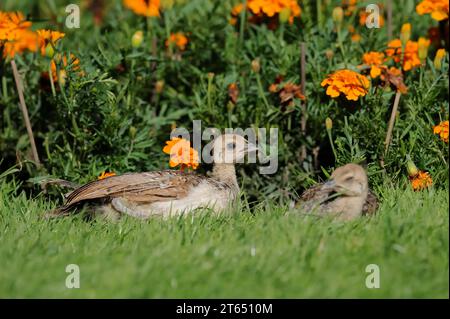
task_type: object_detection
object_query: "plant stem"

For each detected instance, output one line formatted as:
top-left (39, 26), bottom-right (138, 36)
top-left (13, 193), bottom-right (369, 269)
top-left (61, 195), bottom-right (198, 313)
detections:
top-left (300, 42), bottom-right (307, 162)
top-left (327, 129), bottom-right (338, 161)
top-left (386, 0), bottom-right (393, 40)
top-left (207, 74), bottom-right (213, 111)
top-left (239, 1), bottom-right (247, 47)
top-left (384, 91), bottom-right (402, 155)
top-left (256, 73), bottom-right (270, 109)
top-left (48, 62), bottom-right (56, 97)
top-left (10, 59), bottom-right (41, 167)
top-left (316, 0), bottom-right (322, 26)
top-left (2, 74), bottom-right (8, 100)
top-left (336, 26), bottom-right (347, 67)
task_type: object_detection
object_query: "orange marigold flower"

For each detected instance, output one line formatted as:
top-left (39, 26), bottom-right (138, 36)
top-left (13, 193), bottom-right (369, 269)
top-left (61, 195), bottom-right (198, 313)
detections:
top-left (165, 32), bottom-right (188, 51)
top-left (0, 11), bottom-right (32, 40)
top-left (270, 80), bottom-right (305, 107)
top-left (0, 11), bottom-right (38, 58)
top-left (246, 0), bottom-right (301, 24)
top-left (362, 52), bottom-right (385, 78)
top-left (231, 3), bottom-right (244, 16)
top-left (36, 29), bottom-right (65, 56)
top-left (379, 66), bottom-right (408, 93)
top-left (123, 0), bottom-right (160, 17)
top-left (163, 137), bottom-right (199, 170)
top-left (2, 29), bottom-right (39, 58)
top-left (385, 39), bottom-right (422, 71)
top-left (410, 171), bottom-right (433, 191)
top-left (416, 0), bottom-right (449, 21)
top-left (321, 69), bottom-right (370, 101)
top-left (342, 0), bottom-right (358, 16)
top-left (433, 120), bottom-right (449, 143)
top-left (228, 83), bottom-right (239, 104)
top-left (98, 171), bottom-right (116, 180)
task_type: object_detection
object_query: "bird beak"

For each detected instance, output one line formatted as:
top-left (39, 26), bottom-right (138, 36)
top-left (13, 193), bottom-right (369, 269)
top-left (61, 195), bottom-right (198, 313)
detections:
top-left (322, 179), bottom-right (336, 190)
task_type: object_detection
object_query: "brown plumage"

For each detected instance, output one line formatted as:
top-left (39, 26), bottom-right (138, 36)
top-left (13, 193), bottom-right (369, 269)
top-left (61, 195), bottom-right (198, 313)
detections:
top-left (296, 163), bottom-right (379, 220)
top-left (47, 134), bottom-right (257, 219)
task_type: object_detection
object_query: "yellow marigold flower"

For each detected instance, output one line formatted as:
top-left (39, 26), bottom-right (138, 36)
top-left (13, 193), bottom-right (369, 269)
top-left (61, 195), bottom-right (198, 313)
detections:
top-left (165, 32), bottom-right (188, 51)
top-left (36, 29), bottom-right (65, 56)
top-left (163, 137), bottom-right (199, 170)
top-left (123, 0), bottom-right (160, 17)
top-left (433, 120), bottom-right (449, 143)
top-left (362, 52), bottom-right (385, 78)
top-left (416, 0), bottom-right (449, 21)
top-left (434, 48), bottom-right (446, 70)
top-left (410, 171), bottom-right (433, 191)
top-left (417, 37), bottom-right (431, 62)
top-left (385, 39), bottom-right (422, 71)
top-left (98, 171), bottom-right (116, 180)
top-left (321, 69), bottom-right (370, 101)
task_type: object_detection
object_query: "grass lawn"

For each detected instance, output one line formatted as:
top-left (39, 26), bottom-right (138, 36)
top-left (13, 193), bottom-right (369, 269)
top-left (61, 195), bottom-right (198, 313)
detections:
top-left (0, 181), bottom-right (448, 298)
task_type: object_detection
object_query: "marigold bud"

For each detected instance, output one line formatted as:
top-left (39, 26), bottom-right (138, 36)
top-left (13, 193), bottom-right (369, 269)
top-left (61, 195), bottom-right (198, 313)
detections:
top-left (406, 155), bottom-right (419, 177)
top-left (155, 80), bottom-right (165, 93)
top-left (434, 48), bottom-right (446, 70)
top-left (418, 37), bottom-right (430, 62)
top-left (129, 126), bottom-right (137, 139)
top-left (325, 49), bottom-right (334, 60)
top-left (332, 7), bottom-right (344, 25)
top-left (279, 7), bottom-right (291, 23)
top-left (251, 58), bottom-right (261, 73)
top-left (58, 70), bottom-right (67, 86)
top-left (131, 30), bottom-right (144, 48)
top-left (45, 43), bottom-right (55, 58)
top-left (325, 117), bottom-right (333, 130)
top-left (227, 101), bottom-right (236, 112)
top-left (400, 23), bottom-right (411, 46)
top-left (161, 0), bottom-right (174, 9)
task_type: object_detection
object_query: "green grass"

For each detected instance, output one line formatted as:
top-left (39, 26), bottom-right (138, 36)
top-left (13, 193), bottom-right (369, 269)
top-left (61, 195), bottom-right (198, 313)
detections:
top-left (0, 181), bottom-right (448, 298)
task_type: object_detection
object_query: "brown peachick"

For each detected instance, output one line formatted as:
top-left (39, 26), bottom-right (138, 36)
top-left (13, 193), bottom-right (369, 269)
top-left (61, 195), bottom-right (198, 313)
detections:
top-left (297, 163), bottom-right (379, 221)
top-left (47, 134), bottom-right (258, 220)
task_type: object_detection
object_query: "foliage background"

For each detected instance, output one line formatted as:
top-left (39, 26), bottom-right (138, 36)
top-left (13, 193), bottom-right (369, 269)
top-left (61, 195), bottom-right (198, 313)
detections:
top-left (0, 0), bottom-right (448, 204)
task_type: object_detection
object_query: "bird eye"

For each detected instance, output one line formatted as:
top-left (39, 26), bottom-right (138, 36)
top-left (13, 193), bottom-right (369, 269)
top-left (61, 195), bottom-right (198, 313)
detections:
top-left (227, 142), bottom-right (236, 150)
top-left (345, 176), bottom-right (354, 181)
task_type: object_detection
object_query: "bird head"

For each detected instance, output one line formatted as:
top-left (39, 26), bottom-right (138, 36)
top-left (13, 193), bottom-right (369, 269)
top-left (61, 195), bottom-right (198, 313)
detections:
top-left (212, 134), bottom-right (258, 164)
top-left (322, 163), bottom-right (368, 197)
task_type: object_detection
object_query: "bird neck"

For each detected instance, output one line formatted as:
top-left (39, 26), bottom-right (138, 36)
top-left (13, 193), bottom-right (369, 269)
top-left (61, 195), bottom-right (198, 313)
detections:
top-left (211, 163), bottom-right (239, 189)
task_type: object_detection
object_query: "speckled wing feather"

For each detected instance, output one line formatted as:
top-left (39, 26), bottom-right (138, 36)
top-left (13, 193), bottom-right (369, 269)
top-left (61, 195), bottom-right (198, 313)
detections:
top-left (296, 182), bottom-right (334, 212)
top-left (297, 182), bottom-right (379, 215)
top-left (362, 190), bottom-right (379, 216)
top-left (54, 170), bottom-right (204, 214)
